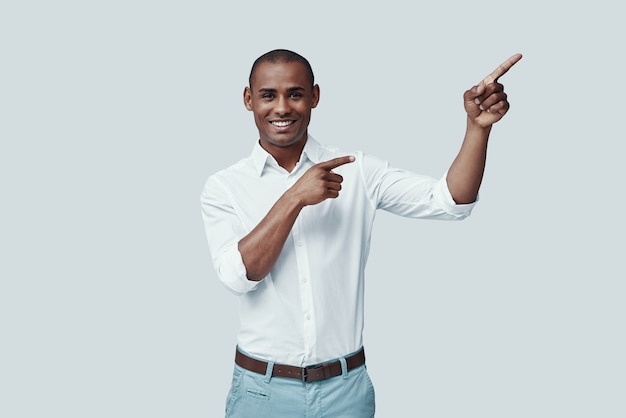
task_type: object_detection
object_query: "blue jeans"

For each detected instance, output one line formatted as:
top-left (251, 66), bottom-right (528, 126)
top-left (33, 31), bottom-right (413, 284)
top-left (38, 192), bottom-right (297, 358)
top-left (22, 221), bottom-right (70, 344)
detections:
top-left (225, 352), bottom-right (376, 418)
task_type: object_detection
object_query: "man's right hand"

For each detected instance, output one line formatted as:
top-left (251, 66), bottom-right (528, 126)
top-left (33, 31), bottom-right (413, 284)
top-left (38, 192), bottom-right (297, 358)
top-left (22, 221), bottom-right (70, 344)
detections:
top-left (289, 156), bottom-right (355, 206)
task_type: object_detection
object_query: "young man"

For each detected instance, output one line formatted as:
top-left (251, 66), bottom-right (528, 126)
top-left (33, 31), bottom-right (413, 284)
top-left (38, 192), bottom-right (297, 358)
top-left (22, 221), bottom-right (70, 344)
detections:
top-left (201, 49), bottom-right (521, 417)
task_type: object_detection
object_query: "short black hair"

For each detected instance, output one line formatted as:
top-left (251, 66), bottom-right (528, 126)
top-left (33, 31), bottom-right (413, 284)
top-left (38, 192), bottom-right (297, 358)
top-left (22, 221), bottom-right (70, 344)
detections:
top-left (249, 49), bottom-right (315, 88)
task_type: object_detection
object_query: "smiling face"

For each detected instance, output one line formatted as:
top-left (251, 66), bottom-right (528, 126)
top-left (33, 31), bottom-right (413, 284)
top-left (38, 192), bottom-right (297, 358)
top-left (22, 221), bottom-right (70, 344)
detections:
top-left (244, 60), bottom-right (320, 154)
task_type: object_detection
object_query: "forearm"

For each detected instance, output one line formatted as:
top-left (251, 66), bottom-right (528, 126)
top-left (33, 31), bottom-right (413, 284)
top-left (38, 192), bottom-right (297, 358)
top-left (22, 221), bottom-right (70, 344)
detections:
top-left (446, 118), bottom-right (492, 204)
top-left (238, 191), bottom-right (304, 282)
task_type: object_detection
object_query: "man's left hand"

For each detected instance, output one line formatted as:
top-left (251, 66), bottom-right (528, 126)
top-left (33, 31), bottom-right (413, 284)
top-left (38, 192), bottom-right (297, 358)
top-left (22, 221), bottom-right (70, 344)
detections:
top-left (464, 53), bottom-right (522, 127)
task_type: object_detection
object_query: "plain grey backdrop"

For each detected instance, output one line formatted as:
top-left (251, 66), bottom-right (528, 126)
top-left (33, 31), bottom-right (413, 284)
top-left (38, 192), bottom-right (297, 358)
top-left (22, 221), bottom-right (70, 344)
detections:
top-left (2, 1), bottom-right (624, 417)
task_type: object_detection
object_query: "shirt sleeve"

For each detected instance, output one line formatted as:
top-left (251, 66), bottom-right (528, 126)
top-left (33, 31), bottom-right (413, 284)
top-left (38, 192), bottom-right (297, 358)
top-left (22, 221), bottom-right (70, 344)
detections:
top-left (359, 152), bottom-right (477, 220)
top-left (200, 175), bottom-right (260, 295)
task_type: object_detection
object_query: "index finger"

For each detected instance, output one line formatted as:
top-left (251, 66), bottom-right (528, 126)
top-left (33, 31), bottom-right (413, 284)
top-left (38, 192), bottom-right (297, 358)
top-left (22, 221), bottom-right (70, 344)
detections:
top-left (318, 155), bottom-right (355, 171)
top-left (481, 53), bottom-right (523, 85)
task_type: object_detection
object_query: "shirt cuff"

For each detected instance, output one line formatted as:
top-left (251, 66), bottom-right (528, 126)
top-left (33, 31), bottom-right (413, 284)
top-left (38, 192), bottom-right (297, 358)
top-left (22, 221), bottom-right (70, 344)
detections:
top-left (216, 244), bottom-right (261, 294)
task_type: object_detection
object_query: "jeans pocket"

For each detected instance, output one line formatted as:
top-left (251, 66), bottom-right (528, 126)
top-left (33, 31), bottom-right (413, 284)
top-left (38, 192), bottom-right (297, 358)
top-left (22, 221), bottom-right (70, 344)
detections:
top-left (243, 374), bottom-right (271, 401)
top-left (225, 366), bottom-right (244, 415)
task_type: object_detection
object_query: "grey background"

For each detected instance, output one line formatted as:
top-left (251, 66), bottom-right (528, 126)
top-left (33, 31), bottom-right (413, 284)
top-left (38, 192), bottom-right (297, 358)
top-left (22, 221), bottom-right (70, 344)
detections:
top-left (1, 1), bottom-right (624, 417)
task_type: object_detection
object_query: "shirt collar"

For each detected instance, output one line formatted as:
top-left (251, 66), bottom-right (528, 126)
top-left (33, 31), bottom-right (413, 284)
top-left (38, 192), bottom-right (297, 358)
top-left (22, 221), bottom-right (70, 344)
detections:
top-left (301, 136), bottom-right (323, 164)
top-left (251, 135), bottom-right (323, 177)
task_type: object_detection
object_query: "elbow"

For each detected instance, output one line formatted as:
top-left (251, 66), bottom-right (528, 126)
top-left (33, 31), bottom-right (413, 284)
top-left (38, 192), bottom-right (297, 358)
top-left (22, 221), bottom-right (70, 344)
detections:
top-left (245, 271), bottom-right (266, 283)
top-left (217, 269), bottom-right (261, 295)
top-left (213, 247), bottom-right (261, 294)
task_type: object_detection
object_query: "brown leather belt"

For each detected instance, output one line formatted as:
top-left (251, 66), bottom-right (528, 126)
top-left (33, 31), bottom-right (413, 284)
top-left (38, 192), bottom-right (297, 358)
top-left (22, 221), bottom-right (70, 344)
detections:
top-left (235, 348), bottom-right (366, 382)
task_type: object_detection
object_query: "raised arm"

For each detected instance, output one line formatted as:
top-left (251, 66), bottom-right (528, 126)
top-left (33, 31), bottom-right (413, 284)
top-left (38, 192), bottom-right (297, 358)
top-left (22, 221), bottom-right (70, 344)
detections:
top-left (238, 156), bottom-right (354, 281)
top-left (447, 54), bottom-right (522, 204)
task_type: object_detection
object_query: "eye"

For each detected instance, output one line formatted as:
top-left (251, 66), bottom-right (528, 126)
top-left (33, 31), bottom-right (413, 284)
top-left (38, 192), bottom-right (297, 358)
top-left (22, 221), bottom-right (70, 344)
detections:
top-left (290, 92), bottom-right (303, 99)
top-left (262, 93), bottom-right (274, 99)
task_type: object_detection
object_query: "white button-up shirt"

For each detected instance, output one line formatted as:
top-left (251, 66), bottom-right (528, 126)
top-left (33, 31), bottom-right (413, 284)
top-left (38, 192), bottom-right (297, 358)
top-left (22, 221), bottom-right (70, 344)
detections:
top-left (201, 137), bottom-right (476, 366)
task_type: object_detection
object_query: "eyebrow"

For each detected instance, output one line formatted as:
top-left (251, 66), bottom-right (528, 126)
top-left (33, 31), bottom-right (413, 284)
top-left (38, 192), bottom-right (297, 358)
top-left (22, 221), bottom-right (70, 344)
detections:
top-left (257, 87), bottom-right (305, 93)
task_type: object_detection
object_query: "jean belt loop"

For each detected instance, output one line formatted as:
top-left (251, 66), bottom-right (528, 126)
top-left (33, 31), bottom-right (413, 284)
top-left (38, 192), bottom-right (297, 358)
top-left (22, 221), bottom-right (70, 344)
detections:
top-left (340, 357), bottom-right (348, 379)
top-left (264, 360), bottom-right (274, 384)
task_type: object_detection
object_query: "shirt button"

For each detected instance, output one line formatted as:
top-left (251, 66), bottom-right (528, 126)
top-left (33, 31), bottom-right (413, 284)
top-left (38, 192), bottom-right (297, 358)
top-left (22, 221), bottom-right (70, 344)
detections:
top-left (305, 314), bottom-right (311, 320)
top-left (302, 277), bottom-right (308, 283)
top-left (297, 241), bottom-right (303, 247)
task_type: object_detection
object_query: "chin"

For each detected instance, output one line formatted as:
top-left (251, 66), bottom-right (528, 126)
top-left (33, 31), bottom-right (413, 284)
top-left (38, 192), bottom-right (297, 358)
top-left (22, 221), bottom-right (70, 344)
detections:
top-left (267, 135), bottom-right (306, 148)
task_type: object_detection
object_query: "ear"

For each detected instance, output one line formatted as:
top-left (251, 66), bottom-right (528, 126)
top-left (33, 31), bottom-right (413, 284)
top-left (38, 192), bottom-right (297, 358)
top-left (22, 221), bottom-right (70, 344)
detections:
top-left (243, 87), bottom-right (253, 111)
top-left (311, 84), bottom-right (320, 109)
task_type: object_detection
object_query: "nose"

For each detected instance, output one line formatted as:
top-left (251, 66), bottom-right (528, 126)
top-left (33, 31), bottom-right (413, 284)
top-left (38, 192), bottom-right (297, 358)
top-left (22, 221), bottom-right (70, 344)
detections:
top-left (274, 95), bottom-right (291, 116)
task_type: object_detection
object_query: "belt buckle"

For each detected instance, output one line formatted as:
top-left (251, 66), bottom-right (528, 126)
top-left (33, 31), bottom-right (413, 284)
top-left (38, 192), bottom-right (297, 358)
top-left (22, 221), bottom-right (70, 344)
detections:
top-left (302, 363), bottom-right (323, 382)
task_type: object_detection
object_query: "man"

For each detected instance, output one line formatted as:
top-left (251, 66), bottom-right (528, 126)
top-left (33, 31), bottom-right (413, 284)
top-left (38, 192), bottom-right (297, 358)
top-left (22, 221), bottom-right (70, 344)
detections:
top-left (201, 49), bottom-right (521, 417)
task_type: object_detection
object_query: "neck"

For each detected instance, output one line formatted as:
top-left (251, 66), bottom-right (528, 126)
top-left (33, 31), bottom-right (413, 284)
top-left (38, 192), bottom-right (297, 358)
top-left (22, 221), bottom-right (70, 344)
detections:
top-left (260, 138), bottom-right (307, 173)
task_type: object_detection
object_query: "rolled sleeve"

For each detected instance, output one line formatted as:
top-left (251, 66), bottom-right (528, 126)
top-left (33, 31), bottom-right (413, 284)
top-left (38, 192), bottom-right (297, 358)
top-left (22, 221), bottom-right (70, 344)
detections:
top-left (361, 153), bottom-right (477, 220)
top-left (215, 243), bottom-right (260, 294)
top-left (433, 171), bottom-right (478, 219)
top-left (200, 176), bottom-right (260, 295)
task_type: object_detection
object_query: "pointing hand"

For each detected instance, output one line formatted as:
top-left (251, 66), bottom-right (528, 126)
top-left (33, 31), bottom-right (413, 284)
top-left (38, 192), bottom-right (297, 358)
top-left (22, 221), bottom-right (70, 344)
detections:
top-left (289, 156), bottom-right (355, 206)
top-left (464, 53), bottom-right (522, 127)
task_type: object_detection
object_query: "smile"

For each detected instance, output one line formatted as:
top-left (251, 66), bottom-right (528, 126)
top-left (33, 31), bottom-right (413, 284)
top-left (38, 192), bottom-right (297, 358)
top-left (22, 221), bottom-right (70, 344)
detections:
top-left (271, 120), bottom-right (295, 127)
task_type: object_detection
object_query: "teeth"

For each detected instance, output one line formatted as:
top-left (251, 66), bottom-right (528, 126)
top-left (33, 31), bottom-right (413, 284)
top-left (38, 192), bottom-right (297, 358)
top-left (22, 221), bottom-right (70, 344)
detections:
top-left (272, 121), bottom-right (293, 127)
